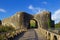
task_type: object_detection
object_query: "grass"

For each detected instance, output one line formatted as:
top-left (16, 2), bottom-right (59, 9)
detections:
top-left (0, 25), bottom-right (15, 33)
top-left (0, 25), bottom-right (15, 40)
top-left (55, 23), bottom-right (60, 28)
top-left (30, 20), bottom-right (36, 28)
top-left (30, 23), bottom-right (35, 28)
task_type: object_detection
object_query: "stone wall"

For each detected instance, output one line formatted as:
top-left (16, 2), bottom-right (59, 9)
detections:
top-left (35, 27), bottom-right (60, 40)
top-left (2, 11), bottom-right (55, 30)
top-left (2, 12), bottom-right (33, 30)
top-left (2, 11), bottom-right (57, 40)
top-left (34, 11), bottom-right (54, 29)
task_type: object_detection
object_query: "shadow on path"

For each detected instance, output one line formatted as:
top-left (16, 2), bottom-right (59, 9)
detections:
top-left (8, 32), bottom-right (25, 40)
top-left (34, 30), bottom-right (38, 40)
top-left (8, 29), bottom-right (39, 40)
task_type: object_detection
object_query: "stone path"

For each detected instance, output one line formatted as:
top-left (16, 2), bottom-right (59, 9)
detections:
top-left (13, 29), bottom-right (47, 40)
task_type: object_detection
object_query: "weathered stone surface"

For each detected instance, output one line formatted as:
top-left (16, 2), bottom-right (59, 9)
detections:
top-left (1, 11), bottom-right (58, 40)
top-left (2, 11), bottom-right (54, 30)
top-left (2, 12), bottom-right (33, 30)
top-left (34, 11), bottom-right (54, 29)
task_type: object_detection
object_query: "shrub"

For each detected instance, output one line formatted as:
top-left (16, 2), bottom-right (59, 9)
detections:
top-left (0, 25), bottom-right (15, 33)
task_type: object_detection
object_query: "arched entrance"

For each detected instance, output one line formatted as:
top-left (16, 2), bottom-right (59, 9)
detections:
top-left (28, 19), bottom-right (38, 29)
top-left (53, 35), bottom-right (57, 40)
top-left (47, 33), bottom-right (50, 40)
top-left (0, 20), bottom-right (2, 25)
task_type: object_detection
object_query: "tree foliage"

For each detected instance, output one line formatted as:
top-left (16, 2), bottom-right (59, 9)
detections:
top-left (55, 22), bottom-right (60, 28)
top-left (48, 18), bottom-right (51, 28)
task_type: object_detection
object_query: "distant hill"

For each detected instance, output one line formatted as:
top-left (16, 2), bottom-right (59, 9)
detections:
top-left (55, 22), bottom-right (60, 28)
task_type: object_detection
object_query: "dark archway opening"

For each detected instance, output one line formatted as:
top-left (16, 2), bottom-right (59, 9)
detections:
top-left (53, 35), bottom-right (57, 40)
top-left (48, 33), bottom-right (50, 40)
top-left (0, 20), bottom-right (2, 25)
top-left (28, 19), bottom-right (38, 29)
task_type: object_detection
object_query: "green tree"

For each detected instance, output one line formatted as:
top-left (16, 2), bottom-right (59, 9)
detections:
top-left (48, 18), bottom-right (51, 28)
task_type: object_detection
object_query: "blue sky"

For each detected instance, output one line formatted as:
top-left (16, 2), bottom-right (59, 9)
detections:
top-left (0, 0), bottom-right (60, 23)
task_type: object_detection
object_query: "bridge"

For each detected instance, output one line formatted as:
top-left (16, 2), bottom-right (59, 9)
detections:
top-left (0, 11), bottom-right (60, 40)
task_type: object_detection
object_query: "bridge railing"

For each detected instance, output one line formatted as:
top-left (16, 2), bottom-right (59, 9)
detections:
top-left (37, 27), bottom-right (60, 40)
top-left (0, 28), bottom-right (27, 40)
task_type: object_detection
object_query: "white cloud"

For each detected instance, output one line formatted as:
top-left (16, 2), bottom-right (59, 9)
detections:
top-left (42, 1), bottom-right (47, 5)
top-left (28, 5), bottom-right (60, 24)
top-left (28, 5), bottom-right (42, 13)
top-left (0, 8), bottom-right (6, 13)
top-left (52, 9), bottom-right (60, 24)
top-left (28, 5), bottom-right (34, 10)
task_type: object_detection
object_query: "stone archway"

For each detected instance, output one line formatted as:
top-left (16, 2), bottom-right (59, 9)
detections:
top-left (28, 19), bottom-right (38, 29)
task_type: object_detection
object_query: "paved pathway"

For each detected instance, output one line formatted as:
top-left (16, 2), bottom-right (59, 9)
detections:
top-left (12, 29), bottom-right (47, 40)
